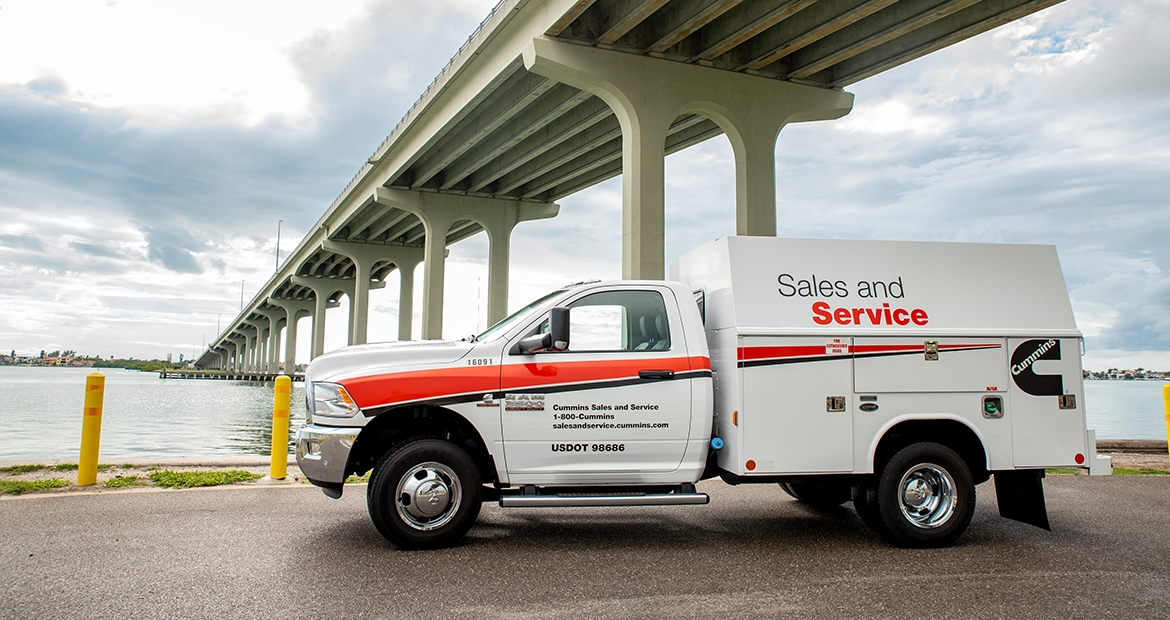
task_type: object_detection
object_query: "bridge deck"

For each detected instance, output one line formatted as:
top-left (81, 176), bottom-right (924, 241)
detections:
top-left (200, 0), bottom-right (1067, 368)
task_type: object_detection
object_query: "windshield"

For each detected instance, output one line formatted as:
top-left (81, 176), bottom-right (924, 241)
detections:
top-left (472, 288), bottom-right (567, 343)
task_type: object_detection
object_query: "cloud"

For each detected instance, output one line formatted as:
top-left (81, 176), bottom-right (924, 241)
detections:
top-left (141, 227), bottom-right (203, 274)
top-left (0, 233), bottom-right (44, 252)
top-left (836, 98), bottom-right (953, 136)
top-left (0, 0), bottom-right (380, 128)
top-left (68, 241), bottom-right (123, 260)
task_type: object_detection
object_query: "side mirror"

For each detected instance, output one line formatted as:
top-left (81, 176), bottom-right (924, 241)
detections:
top-left (549, 307), bottom-right (569, 351)
top-left (515, 307), bottom-right (570, 355)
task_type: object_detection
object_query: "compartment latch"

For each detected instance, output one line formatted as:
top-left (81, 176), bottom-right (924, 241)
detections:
top-left (924, 340), bottom-right (939, 361)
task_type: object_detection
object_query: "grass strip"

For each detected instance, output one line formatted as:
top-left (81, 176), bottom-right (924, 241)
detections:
top-left (148, 469), bottom-right (262, 489)
top-left (104, 475), bottom-right (150, 489)
top-left (1045, 468), bottom-right (1081, 475)
top-left (345, 472), bottom-right (370, 484)
top-left (0, 479), bottom-right (70, 495)
top-left (50, 463), bottom-right (114, 472)
top-left (1115, 467), bottom-right (1170, 476)
top-left (0, 464), bottom-right (48, 474)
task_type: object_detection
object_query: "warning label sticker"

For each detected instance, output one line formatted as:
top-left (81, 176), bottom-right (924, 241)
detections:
top-left (826, 338), bottom-right (851, 355)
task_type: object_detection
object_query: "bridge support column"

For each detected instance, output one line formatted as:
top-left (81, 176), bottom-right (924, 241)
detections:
top-left (290, 276), bottom-right (347, 358)
top-left (239, 328), bottom-right (254, 372)
top-left (269, 299), bottom-right (314, 374)
top-left (271, 318), bottom-right (286, 373)
top-left (372, 188), bottom-right (558, 338)
top-left (257, 328), bottom-right (269, 372)
top-left (255, 308), bottom-right (286, 374)
top-left (397, 262), bottom-right (415, 341)
top-left (524, 38), bottom-right (853, 278)
top-left (225, 339), bottom-right (242, 372)
top-left (256, 329), bottom-right (267, 373)
top-left (243, 320), bottom-right (267, 373)
top-left (321, 241), bottom-right (423, 345)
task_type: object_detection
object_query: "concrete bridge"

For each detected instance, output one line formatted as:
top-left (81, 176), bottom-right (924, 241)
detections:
top-left (195, 0), bottom-right (1065, 373)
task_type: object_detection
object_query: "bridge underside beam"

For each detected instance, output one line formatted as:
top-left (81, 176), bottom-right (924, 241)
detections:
top-left (525, 37), bottom-right (852, 279)
top-left (553, 0), bottom-right (1063, 88)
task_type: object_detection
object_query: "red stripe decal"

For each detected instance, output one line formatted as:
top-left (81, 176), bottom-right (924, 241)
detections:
top-left (340, 355), bottom-right (711, 410)
top-left (851, 344), bottom-right (919, 354)
top-left (738, 346), bottom-right (828, 361)
top-left (340, 366), bottom-right (499, 410)
top-left (739, 343), bottom-right (1002, 362)
top-left (502, 356), bottom-right (702, 391)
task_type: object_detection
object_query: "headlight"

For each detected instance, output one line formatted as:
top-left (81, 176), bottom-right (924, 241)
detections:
top-left (310, 382), bottom-right (361, 418)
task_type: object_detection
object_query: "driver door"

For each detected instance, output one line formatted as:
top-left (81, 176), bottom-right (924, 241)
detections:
top-left (500, 286), bottom-right (694, 484)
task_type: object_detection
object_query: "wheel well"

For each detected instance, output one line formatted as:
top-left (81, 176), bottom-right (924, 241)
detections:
top-left (346, 406), bottom-right (497, 485)
top-left (873, 420), bottom-right (989, 485)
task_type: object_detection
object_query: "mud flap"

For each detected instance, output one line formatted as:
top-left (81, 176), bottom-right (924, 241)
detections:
top-left (994, 470), bottom-right (1051, 531)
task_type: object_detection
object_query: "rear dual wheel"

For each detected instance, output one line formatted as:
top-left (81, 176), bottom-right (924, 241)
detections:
top-left (367, 438), bottom-right (482, 550)
top-left (855, 442), bottom-right (975, 548)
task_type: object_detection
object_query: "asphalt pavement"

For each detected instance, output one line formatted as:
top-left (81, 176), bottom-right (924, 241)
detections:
top-left (2, 475), bottom-right (1168, 619)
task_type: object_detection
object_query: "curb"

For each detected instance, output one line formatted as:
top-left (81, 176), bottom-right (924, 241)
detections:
top-left (1096, 440), bottom-right (1168, 455)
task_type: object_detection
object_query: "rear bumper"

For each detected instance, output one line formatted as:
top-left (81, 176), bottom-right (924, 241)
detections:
top-left (295, 424), bottom-right (359, 491)
top-left (1086, 429), bottom-right (1112, 476)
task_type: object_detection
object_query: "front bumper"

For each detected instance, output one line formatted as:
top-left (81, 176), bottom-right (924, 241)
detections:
top-left (296, 424), bottom-right (360, 495)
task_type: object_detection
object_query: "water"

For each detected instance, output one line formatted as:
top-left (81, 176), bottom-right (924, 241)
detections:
top-left (0, 367), bottom-right (1164, 461)
top-left (1083, 380), bottom-right (1168, 440)
top-left (0, 367), bottom-right (307, 461)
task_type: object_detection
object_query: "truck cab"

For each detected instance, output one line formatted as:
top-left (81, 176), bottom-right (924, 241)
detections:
top-left (297, 279), bottom-right (713, 549)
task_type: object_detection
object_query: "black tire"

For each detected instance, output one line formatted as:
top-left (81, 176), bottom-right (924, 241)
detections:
top-left (875, 442), bottom-right (975, 548)
top-left (851, 480), bottom-right (888, 536)
top-left (367, 438), bottom-right (483, 550)
top-left (779, 481), bottom-right (850, 508)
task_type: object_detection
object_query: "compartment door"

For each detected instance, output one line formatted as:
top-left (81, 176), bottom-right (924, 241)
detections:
top-left (853, 337), bottom-right (1007, 393)
top-left (1007, 338), bottom-right (1087, 467)
top-left (739, 336), bottom-right (853, 474)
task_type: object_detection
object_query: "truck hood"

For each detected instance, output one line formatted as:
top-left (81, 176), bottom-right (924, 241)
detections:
top-left (306, 340), bottom-right (474, 383)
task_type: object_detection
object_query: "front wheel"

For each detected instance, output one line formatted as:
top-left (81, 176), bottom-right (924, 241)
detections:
top-left (367, 438), bottom-right (482, 550)
top-left (876, 442), bottom-right (975, 548)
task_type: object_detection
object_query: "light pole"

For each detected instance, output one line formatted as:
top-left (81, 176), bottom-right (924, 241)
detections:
top-left (275, 219), bottom-right (283, 272)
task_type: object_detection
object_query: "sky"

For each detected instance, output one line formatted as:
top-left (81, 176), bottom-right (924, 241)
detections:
top-left (0, 0), bottom-right (1166, 371)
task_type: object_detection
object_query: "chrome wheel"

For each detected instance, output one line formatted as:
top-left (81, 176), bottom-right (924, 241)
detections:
top-left (395, 462), bottom-right (462, 531)
top-left (897, 463), bottom-right (956, 529)
top-left (368, 439), bottom-right (483, 549)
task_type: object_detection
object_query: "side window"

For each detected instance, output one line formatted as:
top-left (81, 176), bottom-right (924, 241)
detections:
top-left (566, 290), bottom-right (671, 352)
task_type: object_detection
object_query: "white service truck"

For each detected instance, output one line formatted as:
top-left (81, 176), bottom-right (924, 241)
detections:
top-left (295, 236), bottom-right (1110, 549)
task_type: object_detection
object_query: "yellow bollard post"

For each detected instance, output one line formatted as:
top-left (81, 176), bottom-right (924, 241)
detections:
top-left (1163, 384), bottom-right (1170, 463)
top-left (78, 372), bottom-right (105, 486)
top-left (270, 376), bottom-right (291, 480)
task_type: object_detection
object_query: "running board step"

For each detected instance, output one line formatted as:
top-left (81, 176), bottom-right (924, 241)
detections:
top-left (499, 493), bottom-right (709, 508)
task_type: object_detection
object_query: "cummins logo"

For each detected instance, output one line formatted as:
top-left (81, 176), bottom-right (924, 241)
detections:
top-left (1010, 339), bottom-right (1063, 396)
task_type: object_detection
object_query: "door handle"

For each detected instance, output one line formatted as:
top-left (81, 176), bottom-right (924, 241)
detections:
top-left (639, 370), bottom-right (675, 380)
